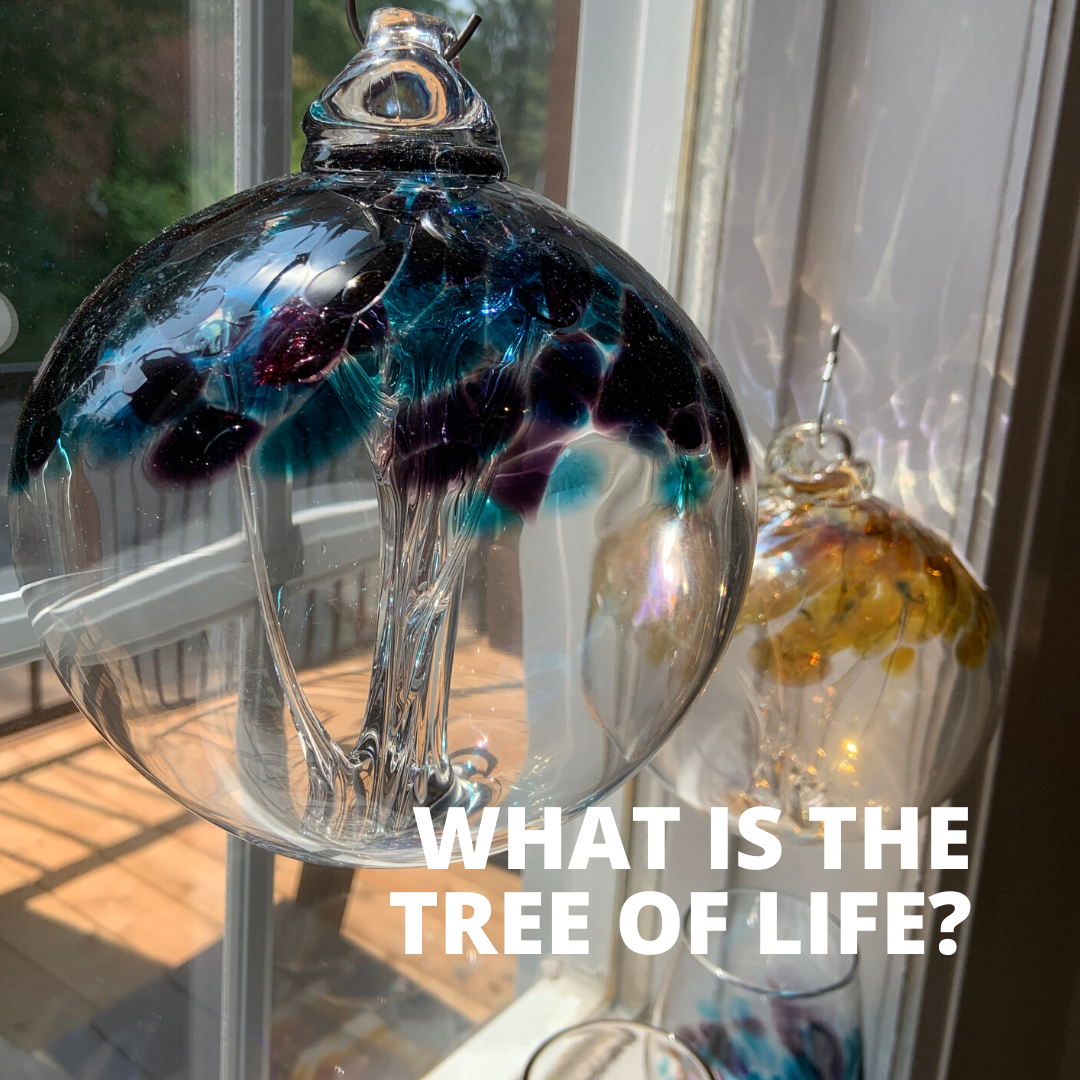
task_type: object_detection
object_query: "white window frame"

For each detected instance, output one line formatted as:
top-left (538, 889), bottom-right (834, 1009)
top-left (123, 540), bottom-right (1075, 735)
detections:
top-left (567, 1), bottom-right (1078, 1078)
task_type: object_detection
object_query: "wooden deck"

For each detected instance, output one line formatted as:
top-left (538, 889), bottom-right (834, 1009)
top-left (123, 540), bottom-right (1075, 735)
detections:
top-left (0, 638), bottom-right (525, 1076)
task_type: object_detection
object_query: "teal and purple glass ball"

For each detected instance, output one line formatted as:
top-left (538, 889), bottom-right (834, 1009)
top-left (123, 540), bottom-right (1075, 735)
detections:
top-left (8, 7), bottom-right (755, 865)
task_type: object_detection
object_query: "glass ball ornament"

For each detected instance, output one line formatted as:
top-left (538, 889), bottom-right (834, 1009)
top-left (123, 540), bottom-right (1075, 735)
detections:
top-left (651, 419), bottom-right (1002, 837)
top-left (8, 7), bottom-right (755, 866)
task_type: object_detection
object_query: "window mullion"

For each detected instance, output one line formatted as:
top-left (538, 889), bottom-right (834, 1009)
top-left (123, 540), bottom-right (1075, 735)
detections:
top-left (220, 5), bottom-right (293, 1080)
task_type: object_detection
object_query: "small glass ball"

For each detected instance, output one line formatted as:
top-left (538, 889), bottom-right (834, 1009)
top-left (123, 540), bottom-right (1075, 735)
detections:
top-left (652, 421), bottom-right (1002, 837)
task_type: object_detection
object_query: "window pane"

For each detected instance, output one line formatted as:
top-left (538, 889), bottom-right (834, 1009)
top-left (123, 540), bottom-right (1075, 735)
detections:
top-left (0, 3), bottom-right (233, 1075)
top-left (1, 3), bottom-right (593, 1077)
top-left (0, 1), bottom-right (221, 370)
top-left (0, 0), bottom-right (234, 568)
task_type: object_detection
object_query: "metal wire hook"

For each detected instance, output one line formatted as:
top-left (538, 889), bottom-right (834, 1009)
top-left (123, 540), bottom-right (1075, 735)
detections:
top-left (444, 14), bottom-right (482, 60)
top-left (816, 323), bottom-right (841, 448)
top-left (346, 0), bottom-right (366, 47)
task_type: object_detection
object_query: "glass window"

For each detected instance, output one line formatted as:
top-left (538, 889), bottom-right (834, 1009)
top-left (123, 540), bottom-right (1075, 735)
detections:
top-left (1, 2), bottom-right (208, 369)
top-left (0, 2), bottom-right (234, 1073)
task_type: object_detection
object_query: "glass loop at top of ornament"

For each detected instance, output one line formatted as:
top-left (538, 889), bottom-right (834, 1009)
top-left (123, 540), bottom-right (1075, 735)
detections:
top-left (765, 420), bottom-right (874, 502)
top-left (346, 4), bottom-right (482, 59)
top-left (360, 7), bottom-right (457, 60)
top-left (303, 7), bottom-right (506, 177)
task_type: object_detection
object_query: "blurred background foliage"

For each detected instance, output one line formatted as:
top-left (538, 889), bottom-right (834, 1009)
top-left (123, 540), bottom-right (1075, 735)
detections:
top-left (1, 0), bottom-right (554, 369)
top-left (0, 0), bottom-right (190, 368)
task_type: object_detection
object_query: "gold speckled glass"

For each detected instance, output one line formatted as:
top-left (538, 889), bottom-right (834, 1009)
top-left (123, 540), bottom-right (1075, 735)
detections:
top-left (652, 421), bottom-right (1002, 836)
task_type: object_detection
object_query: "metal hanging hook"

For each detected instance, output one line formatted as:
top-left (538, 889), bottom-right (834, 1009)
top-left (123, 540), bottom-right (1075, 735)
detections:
top-left (346, 0), bottom-right (366, 47)
top-left (816, 324), bottom-right (841, 448)
top-left (444, 14), bottom-right (482, 60)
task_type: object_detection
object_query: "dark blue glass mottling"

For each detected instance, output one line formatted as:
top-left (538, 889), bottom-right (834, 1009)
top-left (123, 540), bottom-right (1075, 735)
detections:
top-left (11, 173), bottom-right (748, 510)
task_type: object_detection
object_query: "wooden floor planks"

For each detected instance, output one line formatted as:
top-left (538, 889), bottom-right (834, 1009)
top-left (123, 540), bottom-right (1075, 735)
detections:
top-left (0, 636), bottom-right (525, 1065)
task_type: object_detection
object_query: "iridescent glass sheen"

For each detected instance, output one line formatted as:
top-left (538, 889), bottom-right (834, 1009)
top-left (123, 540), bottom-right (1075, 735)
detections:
top-left (9, 8), bottom-right (754, 865)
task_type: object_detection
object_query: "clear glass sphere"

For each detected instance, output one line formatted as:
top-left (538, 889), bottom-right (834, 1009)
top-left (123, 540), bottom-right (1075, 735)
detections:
top-left (652, 422), bottom-right (1002, 837)
top-left (9, 166), bottom-right (753, 865)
